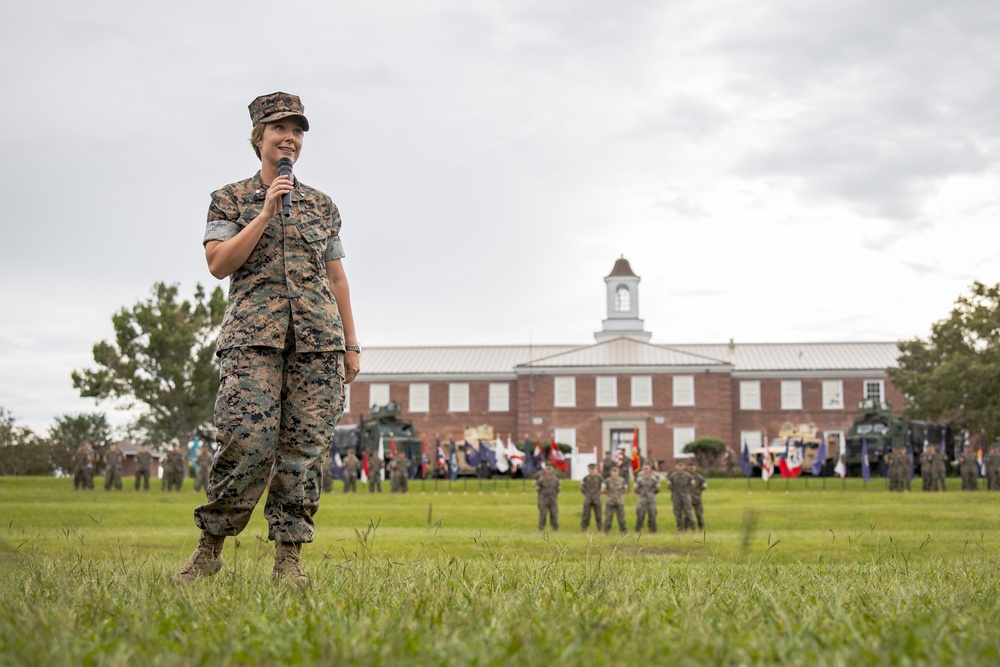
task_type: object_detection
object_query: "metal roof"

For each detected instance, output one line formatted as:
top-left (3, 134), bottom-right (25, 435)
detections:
top-left (518, 337), bottom-right (730, 369)
top-left (359, 339), bottom-right (899, 376)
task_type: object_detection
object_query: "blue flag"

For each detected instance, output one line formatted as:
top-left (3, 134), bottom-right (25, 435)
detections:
top-left (481, 442), bottom-right (495, 469)
top-left (739, 441), bottom-right (754, 478)
top-left (861, 436), bottom-right (871, 483)
top-left (330, 451), bottom-right (344, 481)
top-left (907, 440), bottom-right (915, 480)
top-left (523, 441), bottom-right (536, 476)
top-left (812, 437), bottom-right (827, 477)
top-left (464, 440), bottom-right (480, 467)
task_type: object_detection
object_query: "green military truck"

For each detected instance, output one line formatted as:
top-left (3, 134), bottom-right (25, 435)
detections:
top-left (843, 399), bottom-right (954, 477)
top-left (332, 402), bottom-right (423, 473)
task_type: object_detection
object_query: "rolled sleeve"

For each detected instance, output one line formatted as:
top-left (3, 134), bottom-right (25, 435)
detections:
top-left (324, 235), bottom-right (345, 261)
top-left (203, 220), bottom-right (241, 245)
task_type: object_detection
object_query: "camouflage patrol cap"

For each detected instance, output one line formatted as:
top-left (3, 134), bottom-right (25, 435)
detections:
top-left (248, 91), bottom-right (310, 131)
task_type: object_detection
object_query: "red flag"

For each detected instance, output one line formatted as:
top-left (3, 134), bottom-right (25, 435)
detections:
top-left (631, 427), bottom-right (641, 472)
top-left (362, 450), bottom-right (370, 477)
top-left (549, 439), bottom-right (568, 472)
top-left (391, 435), bottom-right (398, 459)
top-left (534, 440), bottom-right (544, 469)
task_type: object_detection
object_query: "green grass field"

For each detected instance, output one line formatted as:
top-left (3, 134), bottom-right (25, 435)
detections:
top-left (2, 476), bottom-right (1000, 666)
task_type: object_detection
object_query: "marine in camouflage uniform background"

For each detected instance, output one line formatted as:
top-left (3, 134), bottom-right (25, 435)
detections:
top-left (535, 467), bottom-right (560, 531)
top-left (368, 455), bottom-right (383, 493)
top-left (633, 463), bottom-right (659, 533)
top-left (134, 444), bottom-right (152, 491)
top-left (194, 444), bottom-right (214, 496)
top-left (73, 443), bottom-right (95, 490)
top-left (602, 467), bottom-right (628, 534)
top-left (960, 446), bottom-right (979, 491)
top-left (984, 444), bottom-right (1000, 491)
top-left (103, 443), bottom-right (123, 491)
top-left (687, 463), bottom-right (706, 530)
top-left (343, 451), bottom-right (361, 493)
top-left (931, 446), bottom-right (948, 491)
top-left (391, 454), bottom-right (409, 493)
top-left (919, 446), bottom-right (934, 492)
top-left (177, 92), bottom-right (360, 585)
top-left (163, 443), bottom-right (186, 491)
top-left (580, 463), bottom-right (603, 531)
top-left (668, 463), bottom-right (696, 532)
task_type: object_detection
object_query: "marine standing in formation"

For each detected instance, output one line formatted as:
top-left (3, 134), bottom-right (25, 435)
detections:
top-left (667, 461), bottom-right (696, 532)
top-left (960, 445), bottom-right (979, 491)
top-left (919, 445), bottom-right (934, 492)
top-left (163, 442), bottom-right (186, 492)
top-left (134, 444), bottom-right (151, 492)
top-left (984, 443), bottom-right (1000, 491)
top-left (887, 446), bottom-right (910, 493)
top-left (194, 444), bottom-right (214, 496)
top-left (633, 463), bottom-right (660, 533)
top-left (687, 462), bottom-right (706, 530)
top-left (602, 466), bottom-right (628, 534)
top-left (931, 445), bottom-right (949, 491)
top-left (103, 442), bottom-right (123, 491)
top-left (175, 91), bottom-right (360, 585)
top-left (368, 454), bottom-right (383, 493)
top-left (343, 450), bottom-right (361, 493)
top-left (580, 463), bottom-right (603, 532)
top-left (73, 442), bottom-right (95, 490)
top-left (392, 454), bottom-right (410, 493)
top-left (535, 466), bottom-right (560, 531)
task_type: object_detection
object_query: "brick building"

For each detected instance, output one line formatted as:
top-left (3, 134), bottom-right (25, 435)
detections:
top-left (348, 258), bottom-right (901, 476)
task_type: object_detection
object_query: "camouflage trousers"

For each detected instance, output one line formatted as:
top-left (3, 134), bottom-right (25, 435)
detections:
top-left (672, 494), bottom-right (695, 531)
top-left (691, 495), bottom-right (704, 530)
top-left (104, 468), bottom-right (122, 491)
top-left (134, 469), bottom-right (150, 491)
top-left (604, 501), bottom-right (626, 533)
top-left (194, 345), bottom-right (345, 543)
top-left (368, 474), bottom-right (382, 493)
top-left (344, 474), bottom-right (358, 493)
top-left (538, 497), bottom-right (559, 531)
top-left (635, 496), bottom-right (657, 532)
top-left (581, 496), bottom-right (602, 530)
top-left (195, 467), bottom-right (210, 493)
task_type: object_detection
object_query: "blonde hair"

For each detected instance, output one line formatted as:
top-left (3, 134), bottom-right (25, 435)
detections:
top-left (250, 123), bottom-right (265, 160)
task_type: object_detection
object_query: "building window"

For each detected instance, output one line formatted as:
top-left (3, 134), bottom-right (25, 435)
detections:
top-left (554, 376), bottom-right (576, 407)
top-left (740, 431), bottom-right (763, 451)
top-left (822, 380), bottom-right (843, 410)
top-left (824, 430), bottom-right (845, 460)
top-left (673, 375), bottom-right (694, 406)
top-left (614, 285), bottom-right (631, 312)
top-left (369, 383), bottom-right (390, 408)
top-left (740, 381), bottom-right (761, 410)
top-left (780, 380), bottom-right (802, 410)
top-left (674, 426), bottom-right (695, 459)
top-left (449, 383), bottom-right (469, 412)
top-left (409, 383), bottom-right (429, 413)
top-left (344, 383), bottom-right (351, 413)
top-left (488, 383), bottom-right (509, 412)
top-left (596, 377), bottom-right (617, 407)
top-left (631, 376), bottom-right (652, 407)
top-left (864, 380), bottom-right (884, 404)
top-left (554, 428), bottom-right (576, 453)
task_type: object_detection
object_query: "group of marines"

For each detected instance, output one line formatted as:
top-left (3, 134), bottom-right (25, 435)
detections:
top-left (324, 450), bottom-right (413, 494)
top-left (70, 440), bottom-right (211, 494)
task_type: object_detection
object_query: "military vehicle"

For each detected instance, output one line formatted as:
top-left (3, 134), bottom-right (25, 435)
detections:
top-left (331, 402), bottom-right (423, 475)
top-left (842, 398), bottom-right (954, 477)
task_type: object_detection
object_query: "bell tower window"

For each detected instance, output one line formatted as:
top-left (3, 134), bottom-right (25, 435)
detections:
top-left (614, 285), bottom-right (631, 313)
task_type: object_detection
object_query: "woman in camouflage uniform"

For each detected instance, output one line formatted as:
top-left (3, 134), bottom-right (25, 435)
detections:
top-left (176, 92), bottom-right (360, 584)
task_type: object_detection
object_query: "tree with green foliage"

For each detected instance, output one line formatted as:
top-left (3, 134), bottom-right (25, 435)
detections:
top-left (0, 407), bottom-right (51, 476)
top-left (72, 283), bottom-right (226, 450)
top-left (683, 436), bottom-right (727, 470)
top-left (47, 413), bottom-right (113, 475)
top-left (888, 281), bottom-right (1000, 439)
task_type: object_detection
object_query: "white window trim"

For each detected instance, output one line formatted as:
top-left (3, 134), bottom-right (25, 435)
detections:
top-left (822, 380), bottom-right (844, 410)
top-left (781, 380), bottom-right (802, 410)
top-left (369, 383), bottom-right (390, 409)
top-left (740, 430), bottom-right (763, 450)
top-left (673, 375), bottom-right (695, 407)
top-left (630, 376), bottom-right (652, 407)
top-left (488, 383), bottom-right (510, 412)
top-left (554, 376), bottom-right (576, 408)
top-left (596, 376), bottom-right (617, 407)
top-left (864, 379), bottom-right (885, 403)
top-left (409, 383), bottom-right (429, 413)
top-left (448, 383), bottom-right (469, 413)
top-left (740, 380), bottom-right (761, 411)
top-left (674, 426), bottom-right (696, 459)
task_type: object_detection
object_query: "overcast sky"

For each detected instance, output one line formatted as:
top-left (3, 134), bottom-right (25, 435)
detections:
top-left (2, 0), bottom-right (998, 434)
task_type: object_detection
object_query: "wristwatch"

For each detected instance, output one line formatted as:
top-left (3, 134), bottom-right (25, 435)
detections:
top-left (345, 345), bottom-right (361, 353)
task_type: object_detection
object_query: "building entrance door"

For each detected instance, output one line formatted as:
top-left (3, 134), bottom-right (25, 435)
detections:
top-left (610, 429), bottom-right (634, 459)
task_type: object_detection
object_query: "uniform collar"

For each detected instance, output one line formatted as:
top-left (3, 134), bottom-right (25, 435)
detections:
top-left (250, 170), bottom-right (303, 202)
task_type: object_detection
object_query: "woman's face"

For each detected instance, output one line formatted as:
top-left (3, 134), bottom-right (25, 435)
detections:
top-left (257, 118), bottom-right (305, 166)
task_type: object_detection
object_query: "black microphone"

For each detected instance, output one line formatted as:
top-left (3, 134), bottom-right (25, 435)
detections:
top-left (277, 157), bottom-right (293, 218)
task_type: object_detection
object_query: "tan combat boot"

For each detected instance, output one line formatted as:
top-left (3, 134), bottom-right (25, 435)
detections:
top-left (272, 541), bottom-right (308, 585)
top-left (173, 532), bottom-right (225, 583)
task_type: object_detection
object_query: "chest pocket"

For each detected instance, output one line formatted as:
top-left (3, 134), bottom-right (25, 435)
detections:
top-left (298, 219), bottom-right (329, 265)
